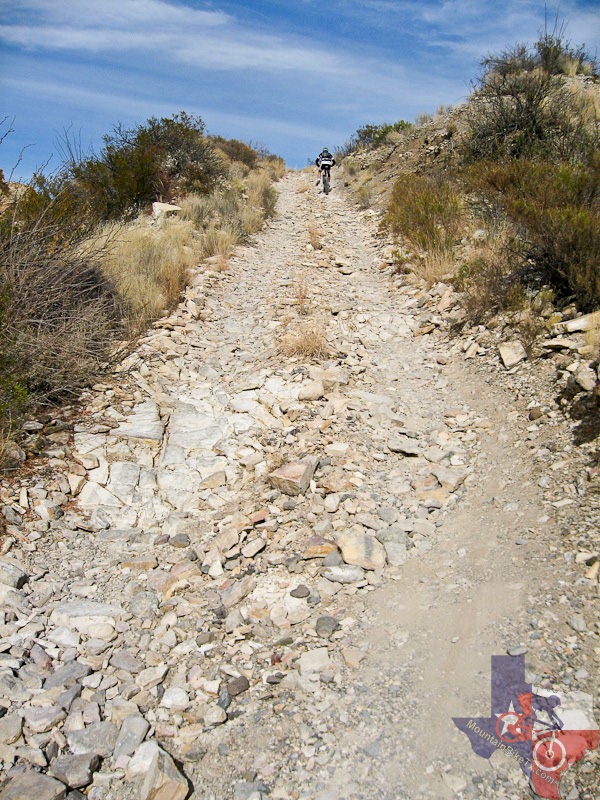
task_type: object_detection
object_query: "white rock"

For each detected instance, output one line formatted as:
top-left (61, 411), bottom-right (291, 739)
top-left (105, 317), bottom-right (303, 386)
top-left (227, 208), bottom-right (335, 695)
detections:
top-left (160, 687), bottom-right (190, 711)
top-left (299, 648), bottom-right (331, 675)
top-left (498, 341), bottom-right (527, 368)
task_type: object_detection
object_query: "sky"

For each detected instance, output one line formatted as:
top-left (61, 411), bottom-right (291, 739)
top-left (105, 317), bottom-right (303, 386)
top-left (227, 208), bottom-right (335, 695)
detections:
top-left (1, 0), bottom-right (599, 177)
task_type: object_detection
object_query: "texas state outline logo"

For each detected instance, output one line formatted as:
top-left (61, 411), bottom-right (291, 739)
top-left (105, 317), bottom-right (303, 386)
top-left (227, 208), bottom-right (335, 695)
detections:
top-left (453, 656), bottom-right (599, 798)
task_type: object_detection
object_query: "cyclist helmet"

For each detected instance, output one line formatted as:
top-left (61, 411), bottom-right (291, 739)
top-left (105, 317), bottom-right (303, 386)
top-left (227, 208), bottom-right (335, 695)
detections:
top-left (322, 147), bottom-right (330, 153)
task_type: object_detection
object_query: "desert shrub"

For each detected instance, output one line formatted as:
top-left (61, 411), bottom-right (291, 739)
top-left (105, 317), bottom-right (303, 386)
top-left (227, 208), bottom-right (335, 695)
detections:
top-left (383, 173), bottom-right (464, 255)
top-left (280, 325), bottom-right (330, 359)
top-left (210, 136), bottom-right (258, 169)
top-left (337, 120), bottom-right (412, 156)
top-left (0, 210), bottom-right (121, 415)
top-left (355, 184), bottom-right (373, 209)
top-left (463, 27), bottom-right (599, 165)
top-left (467, 158), bottom-right (600, 310)
top-left (463, 69), bottom-right (599, 164)
top-left (246, 169), bottom-right (278, 217)
top-left (64, 112), bottom-right (226, 221)
top-left (454, 247), bottom-right (526, 322)
top-left (415, 113), bottom-right (433, 127)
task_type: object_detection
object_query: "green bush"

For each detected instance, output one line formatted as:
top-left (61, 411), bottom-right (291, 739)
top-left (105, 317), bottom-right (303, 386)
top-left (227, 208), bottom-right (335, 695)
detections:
top-left (66, 112), bottom-right (226, 220)
top-left (383, 173), bottom-right (464, 255)
top-left (467, 158), bottom-right (600, 310)
top-left (211, 136), bottom-right (258, 169)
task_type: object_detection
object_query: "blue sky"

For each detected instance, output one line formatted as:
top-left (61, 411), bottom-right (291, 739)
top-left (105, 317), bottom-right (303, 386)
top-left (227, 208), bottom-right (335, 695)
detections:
top-left (1, 0), bottom-right (599, 177)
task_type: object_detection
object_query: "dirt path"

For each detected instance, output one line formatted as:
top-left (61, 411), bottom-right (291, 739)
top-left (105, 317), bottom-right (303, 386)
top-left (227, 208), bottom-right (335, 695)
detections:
top-left (1, 172), bottom-right (598, 800)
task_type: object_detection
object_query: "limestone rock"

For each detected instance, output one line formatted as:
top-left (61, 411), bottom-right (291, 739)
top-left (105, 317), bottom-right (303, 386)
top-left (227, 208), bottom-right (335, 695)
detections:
top-left (388, 435), bottom-right (421, 456)
top-left (334, 528), bottom-right (386, 570)
top-left (298, 380), bottom-right (325, 401)
top-left (430, 465), bottom-right (468, 492)
top-left (498, 341), bottom-right (527, 368)
top-left (140, 747), bottom-right (189, 800)
top-left (322, 564), bottom-right (365, 584)
top-left (268, 457), bottom-right (318, 496)
top-left (574, 364), bottom-right (597, 392)
top-left (299, 648), bottom-right (331, 675)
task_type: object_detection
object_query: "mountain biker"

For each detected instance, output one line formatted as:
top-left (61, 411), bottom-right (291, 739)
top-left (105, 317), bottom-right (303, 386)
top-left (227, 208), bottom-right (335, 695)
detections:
top-left (315, 147), bottom-right (335, 188)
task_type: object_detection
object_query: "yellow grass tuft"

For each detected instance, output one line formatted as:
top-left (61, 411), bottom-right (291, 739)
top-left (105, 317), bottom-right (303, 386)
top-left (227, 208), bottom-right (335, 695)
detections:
top-left (308, 225), bottom-right (323, 250)
top-left (280, 325), bottom-right (331, 360)
top-left (94, 219), bottom-right (198, 330)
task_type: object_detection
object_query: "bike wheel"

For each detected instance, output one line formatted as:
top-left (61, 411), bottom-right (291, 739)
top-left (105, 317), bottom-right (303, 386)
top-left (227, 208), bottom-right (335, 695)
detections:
top-left (533, 737), bottom-right (567, 772)
top-left (323, 172), bottom-right (330, 194)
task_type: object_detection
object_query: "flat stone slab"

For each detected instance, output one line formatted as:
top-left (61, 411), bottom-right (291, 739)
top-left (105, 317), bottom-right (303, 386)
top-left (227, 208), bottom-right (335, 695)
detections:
top-left (113, 401), bottom-right (165, 442)
top-left (0, 771), bottom-right (67, 800)
top-left (498, 341), bottom-right (527, 368)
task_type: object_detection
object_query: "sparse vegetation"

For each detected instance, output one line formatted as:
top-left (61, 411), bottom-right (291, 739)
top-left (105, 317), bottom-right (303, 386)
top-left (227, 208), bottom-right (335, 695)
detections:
top-left (337, 120), bottom-right (412, 158)
top-left (294, 276), bottom-right (310, 315)
top-left (383, 173), bottom-right (464, 256)
top-left (0, 115), bottom-right (283, 449)
top-left (363, 22), bottom-right (600, 326)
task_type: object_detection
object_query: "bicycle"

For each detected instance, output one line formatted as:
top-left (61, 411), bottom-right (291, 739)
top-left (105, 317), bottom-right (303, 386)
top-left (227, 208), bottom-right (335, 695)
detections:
top-left (321, 164), bottom-right (331, 195)
top-left (495, 693), bottom-right (567, 772)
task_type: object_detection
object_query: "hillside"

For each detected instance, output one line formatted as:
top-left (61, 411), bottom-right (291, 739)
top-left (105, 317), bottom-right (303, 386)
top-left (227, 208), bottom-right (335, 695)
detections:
top-left (0, 33), bottom-right (599, 800)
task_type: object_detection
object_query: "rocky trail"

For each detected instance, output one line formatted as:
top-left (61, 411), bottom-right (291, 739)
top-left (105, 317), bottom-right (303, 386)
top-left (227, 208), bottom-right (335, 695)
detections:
top-left (0, 172), bottom-right (598, 800)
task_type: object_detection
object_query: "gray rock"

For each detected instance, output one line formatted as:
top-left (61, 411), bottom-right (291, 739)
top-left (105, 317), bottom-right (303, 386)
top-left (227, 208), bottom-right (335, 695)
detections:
top-left (44, 662), bottom-right (91, 690)
top-left (109, 650), bottom-right (143, 673)
top-left (0, 772), bottom-right (67, 800)
top-left (49, 752), bottom-right (99, 788)
top-left (129, 590), bottom-right (159, 618)
top-left (67, 720), bottom-right (118, 757)
top-left (22, 704), bottom-right (66, 733)
top-left (568, 616), bottom-right (587, 633)
top-left (113, 714), bottom-right (150, 758)
top-left (290, 584), bottom-right (310, 598)
top-left (0, 559), bottom-right (28, 589)
top-left (507, 646), bottom-right (528, 657)
top-left (315, 615), bottom-right (340, 638)
top-left (321, 550), bottom-right (342, 567)
top-left (235, 782), bottom-right (271, 800)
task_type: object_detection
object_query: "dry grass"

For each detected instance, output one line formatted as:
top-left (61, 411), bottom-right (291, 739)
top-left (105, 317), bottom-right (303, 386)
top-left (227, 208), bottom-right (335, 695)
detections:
top-left (297, 184), bottom-right (310, 194)
top-left (414, 251), bottom-right (456, 286)
top-left (280, 325), bottom-right (331, 360)
top-left (294, 276), bottom-right (310, 315)
top-left (202, 223), bottom-right (239, 259)
top-left (308, 225), bottom-right (323, 250)
top-left (585, 312), bottom-right (600, 358)
top-left (95, 219), bottom-right (198, 330)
